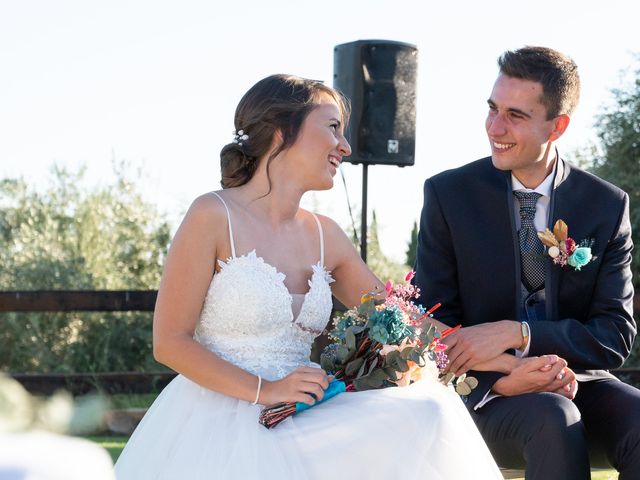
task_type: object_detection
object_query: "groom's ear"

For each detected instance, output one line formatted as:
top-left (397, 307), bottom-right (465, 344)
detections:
top-left (548, 114), bottom-right (570, 142)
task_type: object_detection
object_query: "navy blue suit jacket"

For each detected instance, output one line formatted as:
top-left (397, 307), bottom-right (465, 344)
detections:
top-left (413, 157), bottom-right (636, 408)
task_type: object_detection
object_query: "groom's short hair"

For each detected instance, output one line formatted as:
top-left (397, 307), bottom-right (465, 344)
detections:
top-left (498, 46), bottom-right (580, 120)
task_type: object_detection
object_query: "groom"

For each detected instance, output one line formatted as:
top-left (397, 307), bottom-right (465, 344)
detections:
top-left (413, 46), bottom-right (640, 479)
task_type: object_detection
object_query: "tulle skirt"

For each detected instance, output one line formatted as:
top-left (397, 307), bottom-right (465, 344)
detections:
top-left (114, 375), bottom-right (501, 479)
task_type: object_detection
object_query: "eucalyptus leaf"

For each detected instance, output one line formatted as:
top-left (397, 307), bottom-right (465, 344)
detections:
top-left (345, 357), bottom-right (365, 377)
top-left (410, 350), bottom-right (424, 365)
top-left (356, 357), bottom-right (368, 378)
top-left (345, 327), bottom-right (356, 351)
top-left (385, 350), bottom-right (401, 364)
top-left (336, 345), bottom-right (351, 364)
top-left (393, 356), bottom-right (409, 372)
top-left (442, 372), bottom-right (455, 385)
top-left (353, 368), bottom-right (386, 390)
top-left (371, 368), bottom-right (389, 385)
top-left (456, 383), bottom-right (472, 396)
top-left (383, 366), bottom-right (399, 381)
top-left (352, 377), bottom-right (375, 391)
top-left (400, 347), bottom-right (414, 360)
top-left (419, 327), bottom-right (435, 345)
top-left (351, 325), bottom-right (366, 335)
top-left (367, 357), bottom-right (379, 374)
top-left (320, 355), bottom-right (335, 374)
top-left (464, 376), bottom-right (479, 389)
top-left (357, 300), bottom-right (376, 318)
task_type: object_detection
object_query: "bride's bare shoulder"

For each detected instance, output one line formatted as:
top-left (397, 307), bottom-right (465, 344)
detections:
top-left (306, 212), bottom-right (356, 260)
top-left (183, 191), bottom-right (230, 225)
top-left (308, 213), bottom-right (348, 242)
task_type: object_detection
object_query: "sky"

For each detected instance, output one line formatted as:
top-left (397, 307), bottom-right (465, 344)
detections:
top-left (1, 0), bottom-right (638, 261)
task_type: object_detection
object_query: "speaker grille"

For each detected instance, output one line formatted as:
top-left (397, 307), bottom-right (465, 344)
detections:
top-left (334, 40), bottom-right (417, 166)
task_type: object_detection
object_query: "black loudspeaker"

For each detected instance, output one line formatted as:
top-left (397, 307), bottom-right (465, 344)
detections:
top-left (333, 40), bottom-right (418, 167)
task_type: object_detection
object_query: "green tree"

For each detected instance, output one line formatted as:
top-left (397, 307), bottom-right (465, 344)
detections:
top-left (578, 58), bottom-right (640, 367)
top-left (347, 211), bottom-right (407, 283)
top-left (405, 221), bottom-right (418, 268)
top-left (0, 165), bottom-right (172, 373)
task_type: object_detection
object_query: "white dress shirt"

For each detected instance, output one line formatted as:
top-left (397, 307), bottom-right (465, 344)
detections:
top-left (511, 170), bottom-right (553, 356)
top-left (474, 168), bottom-right (555, 410)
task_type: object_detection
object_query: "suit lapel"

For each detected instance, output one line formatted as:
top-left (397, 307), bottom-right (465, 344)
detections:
top-left (503, 170), bottom-right (523, 320)
top-left (545, 158), bottom-right (571, 321)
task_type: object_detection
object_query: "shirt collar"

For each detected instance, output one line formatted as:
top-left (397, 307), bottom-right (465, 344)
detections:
top-left (511, 168), bottom-right (554, 198)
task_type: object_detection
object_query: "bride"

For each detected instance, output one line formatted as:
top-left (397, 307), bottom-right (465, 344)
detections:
top-left (114, 74), bottom-right (502, 479)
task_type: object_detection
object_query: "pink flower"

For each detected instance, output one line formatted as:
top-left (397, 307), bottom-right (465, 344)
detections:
top-left (433, 341), bottom-right (448, 352)
top-left (565, 238), bottom-right (576, 253)
top-left (405, 271), bottom-right (415, 282)
top-left (385, 280), bottom-right (393, 296)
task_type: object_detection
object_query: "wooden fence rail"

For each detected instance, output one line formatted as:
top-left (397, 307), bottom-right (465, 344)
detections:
top-left (2, 290), bottom-right (639, 395)
top-left (0, 290), bottom-right (341, 395)
top-left (0, 290), bottom-right (157, 312)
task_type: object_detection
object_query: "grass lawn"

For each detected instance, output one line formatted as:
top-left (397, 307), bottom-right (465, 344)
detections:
top-left (108, 393), bottom-right (159, 409)
top-left (590, 472), bottom-right (619, 480)
top-left (87, 434), bottom-right (619, 479)
top-left (81, 394), bottom-right (158, 464)
top-left (87, 435), bottom-right (128, 464)
top-left (510, 471), bottom-right (617, 480)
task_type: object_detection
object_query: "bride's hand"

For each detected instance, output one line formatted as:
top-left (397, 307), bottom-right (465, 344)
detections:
top-left (260, 366), bottom-right (331, 406)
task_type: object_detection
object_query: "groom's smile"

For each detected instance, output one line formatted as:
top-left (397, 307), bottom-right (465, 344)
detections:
top-left (485, 74), bottom-right (560, 186)
top-left (492, 141), bottom-right (516, 151)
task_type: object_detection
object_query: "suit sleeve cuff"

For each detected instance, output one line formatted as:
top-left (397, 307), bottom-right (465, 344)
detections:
top-left (465, 370), bottom-right (506, 409)
top-left (474, 391), bottom-right (502, 410)
top-left (515, 321), bottom-right (531, 357)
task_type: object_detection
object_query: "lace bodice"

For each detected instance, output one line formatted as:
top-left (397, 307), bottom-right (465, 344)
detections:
top-left (194, 193), bottom-right (334, 381)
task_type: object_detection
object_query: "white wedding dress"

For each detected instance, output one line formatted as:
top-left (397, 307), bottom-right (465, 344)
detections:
top-left (114, 193), bottom-right (502, 480)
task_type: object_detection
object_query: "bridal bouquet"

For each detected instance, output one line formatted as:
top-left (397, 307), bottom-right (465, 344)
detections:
top-left (259, 272), bottom-right (472, 429)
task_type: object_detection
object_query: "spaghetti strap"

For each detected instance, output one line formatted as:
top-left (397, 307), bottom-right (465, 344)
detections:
top-left (211, 192), bottom-right (237, 258)
top-left (310, 213), bottom-right (324, 267)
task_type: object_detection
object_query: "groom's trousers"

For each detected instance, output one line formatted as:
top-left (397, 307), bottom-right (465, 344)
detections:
top-left (471, 378), bottom-right (640, 480)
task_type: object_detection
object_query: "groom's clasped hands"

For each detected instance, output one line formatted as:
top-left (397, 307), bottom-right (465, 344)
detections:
top-left (441, 321), bottom-right (578, 400)
top-left (492, 355), bottom-right (578, 400)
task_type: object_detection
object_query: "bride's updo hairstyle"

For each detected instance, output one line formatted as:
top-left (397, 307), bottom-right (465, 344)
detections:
top-left (220, 74), bottom-right (349, 189)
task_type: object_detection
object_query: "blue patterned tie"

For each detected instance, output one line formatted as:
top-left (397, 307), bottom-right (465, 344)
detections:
top-left (514, 191), bottom-right (545, 292)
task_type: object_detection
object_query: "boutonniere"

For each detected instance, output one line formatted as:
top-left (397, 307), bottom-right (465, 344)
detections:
top-left (537, 220), bottom-right (595, 271)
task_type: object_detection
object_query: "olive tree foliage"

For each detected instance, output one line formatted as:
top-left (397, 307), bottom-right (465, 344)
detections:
top-left (0, 165), bottom-right (172, 373)
top-left (574, 58), bottom-right (640, 367)
top-left (346, 211), bottom-right (411, 285)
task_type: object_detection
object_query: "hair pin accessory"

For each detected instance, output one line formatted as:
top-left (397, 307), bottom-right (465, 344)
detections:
top-left (232, 129), bottom-right (249, 146)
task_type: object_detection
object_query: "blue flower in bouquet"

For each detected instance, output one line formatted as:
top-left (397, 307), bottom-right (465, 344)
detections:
top-left (332, 314), bottom-right (359, 341)
top-left (369, 323), bottom-right (390, 344)
top-left (368, 306), bottom-right (414, 345)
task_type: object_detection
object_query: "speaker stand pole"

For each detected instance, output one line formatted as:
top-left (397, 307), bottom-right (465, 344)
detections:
top-left (360, 163), bottom-right (368, 263)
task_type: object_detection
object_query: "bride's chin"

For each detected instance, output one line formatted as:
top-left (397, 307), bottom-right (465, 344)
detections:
top-left (307, 177), bottom-right (334, 191)
top-left (320, 179), bottom-right (334, 191)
